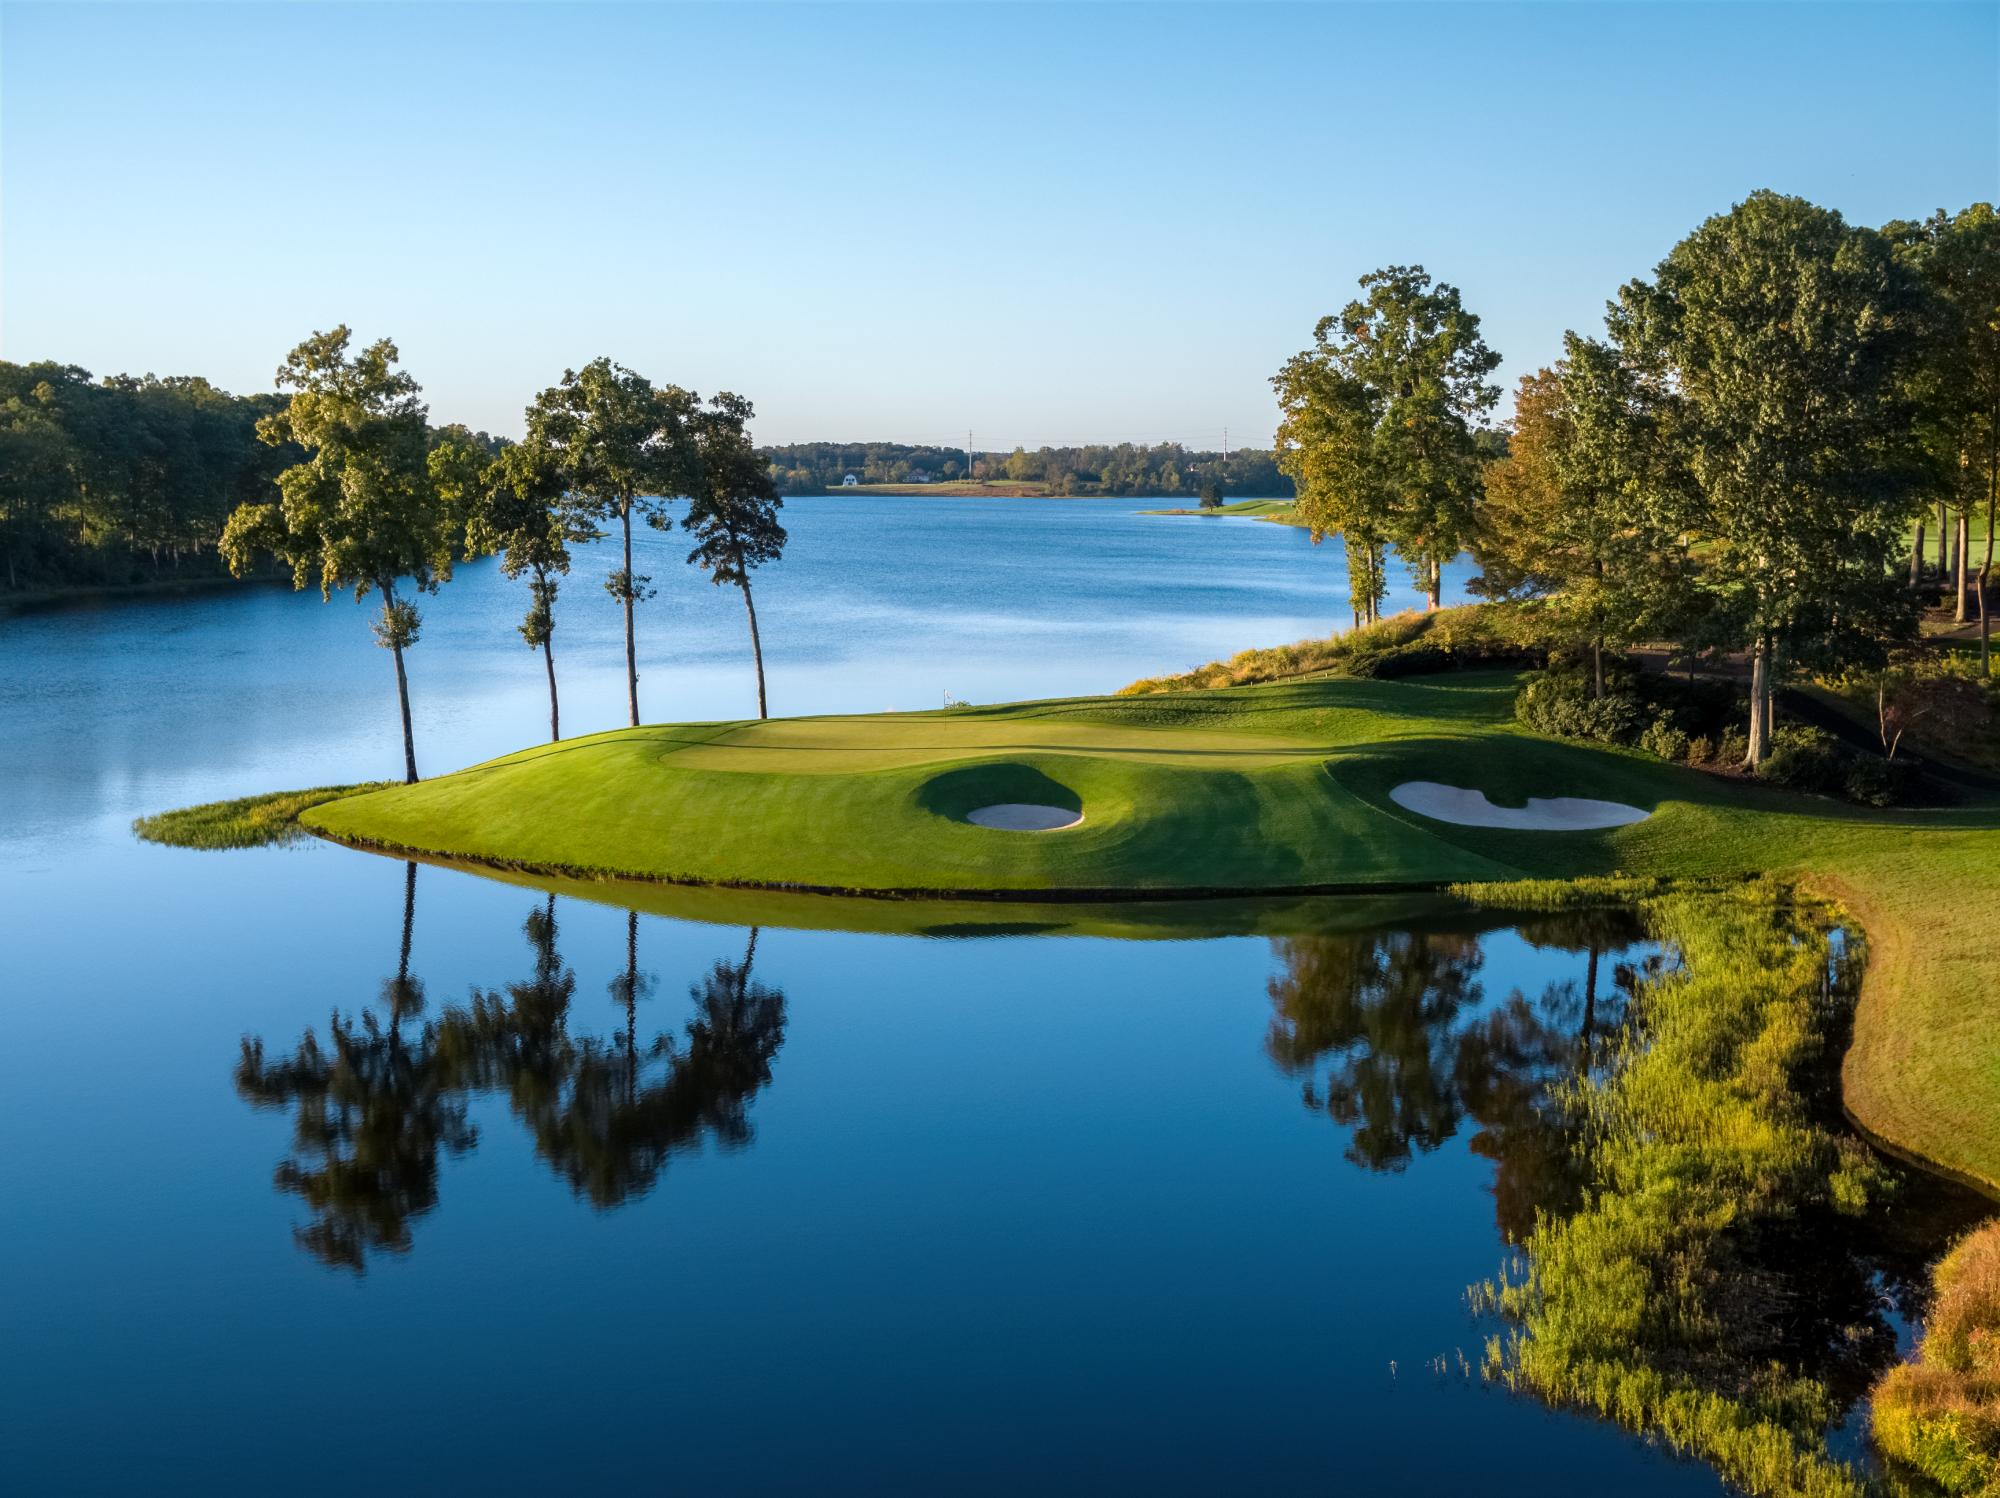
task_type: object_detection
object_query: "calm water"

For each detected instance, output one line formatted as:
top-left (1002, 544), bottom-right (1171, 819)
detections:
top-left (0, 499), bottom-right (1953, 1494)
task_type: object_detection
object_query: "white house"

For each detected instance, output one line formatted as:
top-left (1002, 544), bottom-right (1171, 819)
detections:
top-left (841, 473), bottom-right (860, 487)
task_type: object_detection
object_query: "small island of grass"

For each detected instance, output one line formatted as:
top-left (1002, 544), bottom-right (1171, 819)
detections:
top-left (1138, 497), bottom-right (1303, 523)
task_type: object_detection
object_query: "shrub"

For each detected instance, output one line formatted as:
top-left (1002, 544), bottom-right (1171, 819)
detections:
top-left (1718, 727), bottom-right (1749, 767)
top-left (1755, 726), bottom-right (1847, 795)
top-left (1685, 735), bottom-right (1715, 766)
top-left (1640, 717), bottom-right (1691, 763)
top-left (1841, 755), bottom-right (1912, 808)
top-left (1514, 669), bottom-right (1645, 744)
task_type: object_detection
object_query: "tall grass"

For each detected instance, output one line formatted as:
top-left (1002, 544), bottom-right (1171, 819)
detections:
top-left (1117, 601), bottom-right (1551, 694)
top-left (1475, 881), bottom-right (1887, 1498)
top-left (133, 784), bottom-right (390, 849)
top-left (1872, 1219), bottom-right (2000, 1494)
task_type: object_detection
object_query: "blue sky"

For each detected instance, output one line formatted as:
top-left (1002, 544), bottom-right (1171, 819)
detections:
top-left (4, 2), bottom-right (1995, 448)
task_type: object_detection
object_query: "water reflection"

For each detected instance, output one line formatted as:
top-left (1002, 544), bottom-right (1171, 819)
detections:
top-left (1266, 906), bottom-right (1656, 1241)
top-left (238, 869), bottom-right (786, 1269)
top-left (235, 861), bottom-right (474, 1270)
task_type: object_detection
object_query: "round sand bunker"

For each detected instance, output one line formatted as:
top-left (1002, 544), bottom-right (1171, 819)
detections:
top-left (1389, 781), bottom-right (1649, 831)
top-left (965, 803), bottom-right (1084, 831)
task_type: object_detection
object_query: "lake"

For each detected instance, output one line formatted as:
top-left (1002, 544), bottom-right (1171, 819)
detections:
top-left (0, 497), bottom-right (1954, 1494)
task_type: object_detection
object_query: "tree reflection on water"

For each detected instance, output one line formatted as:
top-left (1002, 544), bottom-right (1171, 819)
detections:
top-left (237, 868), bottom-right (785, 1271)
top-left (1265, 906), bottom-right (1656, 1239)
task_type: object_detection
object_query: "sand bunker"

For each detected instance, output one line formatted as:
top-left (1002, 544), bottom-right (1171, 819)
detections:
top-left (965, 803), bottom-right (1084, 831)
top-left (1389, 781), bottom-right (1649, 831)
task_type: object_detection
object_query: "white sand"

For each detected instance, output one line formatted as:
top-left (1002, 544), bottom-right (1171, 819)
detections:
top-left (965, 803), bottom-right (1084, 831)
top-left (1389, 780), bottom-right (1650, 831)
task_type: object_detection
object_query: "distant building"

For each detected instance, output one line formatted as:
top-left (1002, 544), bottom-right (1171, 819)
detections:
top-left (909, 468), bottom-right (932, 483)
top-left (841, 473), bottom-right (860, 487)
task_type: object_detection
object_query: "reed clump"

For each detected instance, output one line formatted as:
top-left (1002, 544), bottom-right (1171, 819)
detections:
top-left (1476, 881), bottom-right (1886, 1498)
top-left (1872, 1219), bottom-right (2000, 1495)
top-left (134, 784), bottom-right (390, 849)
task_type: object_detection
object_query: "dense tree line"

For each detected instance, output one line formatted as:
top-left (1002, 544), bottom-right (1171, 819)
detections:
top-left (1278, 192), bottom-right (1998, 766)
top-left (0, 363), bottom-right (297, 590)
top-left (758, 439), bottom-right (1292, 497)
top-left (0, 359), bottom-right (515, 594)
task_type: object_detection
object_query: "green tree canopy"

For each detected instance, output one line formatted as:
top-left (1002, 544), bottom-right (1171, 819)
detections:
top-left (1274, 265), bottom-right (1500, 617)
top-left (1609, 190), bottom-right (1928, 763)
top-left (525, 358), bottom-right (698, 727)
top-left (219, 327), bottom-right (454, 783)
top-left (684, 393), bottom-right (788, 719)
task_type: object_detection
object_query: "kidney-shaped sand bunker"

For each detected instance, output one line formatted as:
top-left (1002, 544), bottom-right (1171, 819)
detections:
top-left (1390, 780), bottom-right (1649, 831)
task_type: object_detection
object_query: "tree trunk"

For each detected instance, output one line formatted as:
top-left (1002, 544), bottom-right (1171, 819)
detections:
top-left (385, 592), bottom-right (418, 785)
top-left (1954, 511), bottom-right (1970, 623)
top-left (740, 578), bottom-right (769, 719)
top-left (398, 860), bottom-right (417, 984)
top-left (1592, 634), bottom-right (1605, 701)
top-left (622, 908), bottom-right (640, 1102)
top-left (1580, 943), bottom-right (1599, 1048)
top-left (1911, 522), bottom-right (1924, 588)
top-left (621, 502), bottom-right (639, 727)
top-left (543, 637), bottom-right (561, 742)
top-left (1982, 475), bottom-right (1996, 679)
top-left (1427, 557), bottom-right (1441, 612)
top-left (1744, 635), bottom-right (1772, 769)
top-left (1938, 500), bottom-right (1950, 579)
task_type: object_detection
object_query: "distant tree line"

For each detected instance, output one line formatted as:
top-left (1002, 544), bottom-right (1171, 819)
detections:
top-left (758, 440), bottom-right (1292, 497)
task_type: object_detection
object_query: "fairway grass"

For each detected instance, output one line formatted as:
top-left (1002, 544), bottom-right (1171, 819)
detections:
top-left (298, 670), bottom-right (2000, 1194)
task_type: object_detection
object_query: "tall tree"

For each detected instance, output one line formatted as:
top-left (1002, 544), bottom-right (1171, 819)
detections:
top-left (684, 394), bottom-right (788, 719)
top-left (524, 360), bottom-right (697, 727)
top-left (435, 436), bottom-right (599, 741)
top-left (1889, 204), bottom-right (2000, 669)
top-left (219, 328), bottom-right (454, 783)
top-left (1275, 266), bottom-right (1499, 613)
top-left (1273, 355), bottom-right (1392, 626)
top-left (1609, 192), bottom-right (1927, 765)
top-left (1474, 337), bottom-right (1686, 696)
